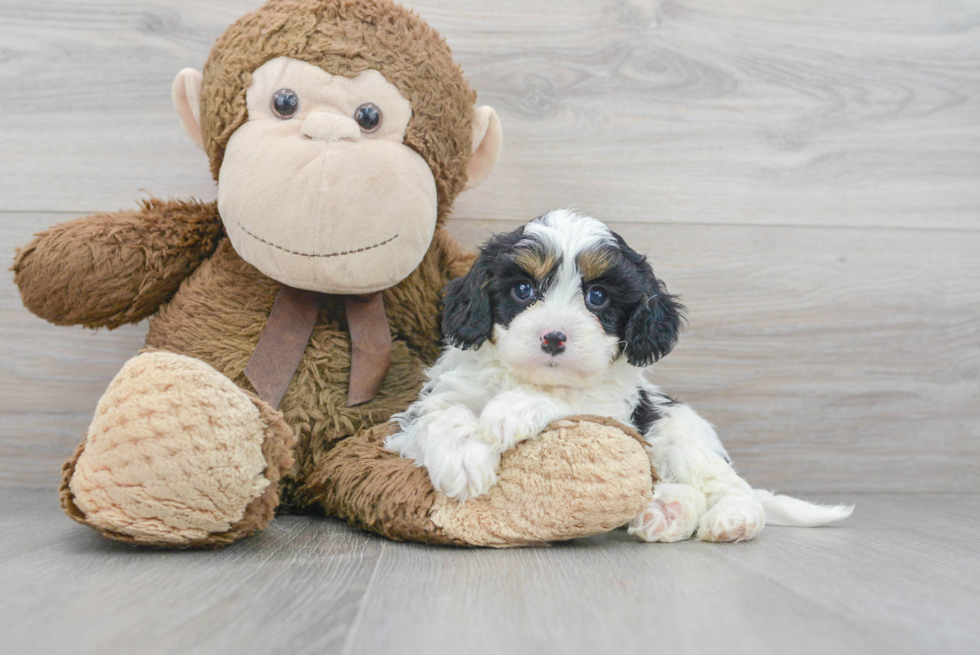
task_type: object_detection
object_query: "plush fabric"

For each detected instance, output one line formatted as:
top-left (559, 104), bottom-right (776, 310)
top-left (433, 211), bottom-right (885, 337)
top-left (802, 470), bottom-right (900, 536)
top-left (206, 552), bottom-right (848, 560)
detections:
top-left (12, 198), bottom-right (223, 330)
top-left (141, 231), bottom-right (453, 510)
top-left (299, 416), bottom-right (655, 547)
top-left (62, 352), bottom-right (295, 547)
top-left (14, 0), bottom-right (655, 548)
top-left (32, 198), bottom-right (655, 548)
top-left (217, 58), bottom-right (440, 294)
top-left (428, 417), bottom-right (655, 547)
top-left (172, 68), bottom-right (205, 149)
top-left (200, 0), bottom-right (476, 223)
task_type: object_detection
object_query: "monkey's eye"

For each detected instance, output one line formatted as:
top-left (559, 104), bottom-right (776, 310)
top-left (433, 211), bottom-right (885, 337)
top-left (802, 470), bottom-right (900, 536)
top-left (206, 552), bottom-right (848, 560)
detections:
top-left (513, 282), bottom-right (536, 302)
top-left (271, 88), bottom-right (299, 119)
top-left (585, 287), bottom-right (608, 309)
top-left (354, 103), bottom-right (383, 133)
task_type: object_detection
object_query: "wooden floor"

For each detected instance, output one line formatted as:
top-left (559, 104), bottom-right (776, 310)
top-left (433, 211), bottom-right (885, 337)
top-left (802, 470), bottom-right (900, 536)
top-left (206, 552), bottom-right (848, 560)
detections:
top-left (1, 488), bottom-right (977, 655)
top-left (1, 1), bottom-right (978, 654)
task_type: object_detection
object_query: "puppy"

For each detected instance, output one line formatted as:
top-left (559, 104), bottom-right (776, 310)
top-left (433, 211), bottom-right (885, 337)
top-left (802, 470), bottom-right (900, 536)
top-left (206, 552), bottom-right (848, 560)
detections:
top-left (386, 210), bottom-right (853, 542)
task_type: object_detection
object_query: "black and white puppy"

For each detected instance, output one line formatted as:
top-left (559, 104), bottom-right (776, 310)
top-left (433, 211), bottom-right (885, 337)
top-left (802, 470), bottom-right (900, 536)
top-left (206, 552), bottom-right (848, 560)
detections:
top-left (386, 210), bottom-right (852, 542)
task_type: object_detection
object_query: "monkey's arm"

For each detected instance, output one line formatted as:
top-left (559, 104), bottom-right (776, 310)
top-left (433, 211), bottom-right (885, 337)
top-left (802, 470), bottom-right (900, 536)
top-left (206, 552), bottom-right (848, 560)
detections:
top-left (12, 198), bottom-right (223, 329)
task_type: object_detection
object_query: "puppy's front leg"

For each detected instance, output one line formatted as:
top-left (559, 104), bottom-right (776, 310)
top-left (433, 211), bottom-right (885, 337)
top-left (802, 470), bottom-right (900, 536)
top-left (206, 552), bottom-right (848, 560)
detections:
top-left (392, 405), bottom-right (501, 501)
top-left (479, 390), bottom-right (566, 453)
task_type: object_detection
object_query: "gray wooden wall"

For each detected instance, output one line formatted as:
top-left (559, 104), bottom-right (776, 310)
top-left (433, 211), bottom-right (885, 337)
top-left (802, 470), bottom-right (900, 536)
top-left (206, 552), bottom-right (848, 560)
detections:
top-left (1, 0), bottom-right (977, 494)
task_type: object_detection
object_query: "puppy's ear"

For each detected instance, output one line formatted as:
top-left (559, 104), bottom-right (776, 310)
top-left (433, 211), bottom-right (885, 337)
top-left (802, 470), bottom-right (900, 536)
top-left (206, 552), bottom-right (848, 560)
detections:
top-left (624, 283), bottom-right (685, 366)
top-left (441, 252), bottom-right (494, 349)
top-left (614, 234), bottom-right (686, 366)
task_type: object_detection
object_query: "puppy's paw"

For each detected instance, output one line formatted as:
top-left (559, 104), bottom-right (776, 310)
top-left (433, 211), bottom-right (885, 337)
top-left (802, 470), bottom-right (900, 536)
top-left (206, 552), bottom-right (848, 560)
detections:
top-left (479, 391), bottom-right (559, 453)
top-left (628, 483), bottom-right (706, 543)
top-left (697, 495), bottom-right (766, 542)
top-left (425, 437), bottom-right (501, 502)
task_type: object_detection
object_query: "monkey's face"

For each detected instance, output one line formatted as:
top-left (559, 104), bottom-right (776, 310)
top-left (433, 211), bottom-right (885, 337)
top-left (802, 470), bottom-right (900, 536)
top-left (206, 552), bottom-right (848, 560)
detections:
top-left (212, 57), bottom-right (437, 294)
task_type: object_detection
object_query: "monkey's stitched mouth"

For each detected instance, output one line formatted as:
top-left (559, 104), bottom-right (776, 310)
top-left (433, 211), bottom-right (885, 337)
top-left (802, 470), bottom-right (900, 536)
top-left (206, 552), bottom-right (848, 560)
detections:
top-left (237, 222), bottom-right (399, 258)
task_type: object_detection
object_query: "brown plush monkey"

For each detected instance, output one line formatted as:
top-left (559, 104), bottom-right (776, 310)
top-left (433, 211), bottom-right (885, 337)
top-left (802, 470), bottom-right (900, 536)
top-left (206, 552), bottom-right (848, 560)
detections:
top-left (13, 0), bottom-right (653, 547)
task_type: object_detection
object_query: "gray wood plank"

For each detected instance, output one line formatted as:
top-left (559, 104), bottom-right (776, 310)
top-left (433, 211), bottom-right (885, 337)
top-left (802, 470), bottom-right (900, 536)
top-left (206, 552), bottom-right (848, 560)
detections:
top-left (4, 489), bottom-right (976, 655)
top-left (0, 0), bottom-right (977, 230)
top-left (0, 488), bottom-right (386, 655)
top-left (707, 495), bottom-right (980, 653)
top-left (3, 213), bottom-right (978, 493)
top-left (346, 493), bottom-right (980, 655)
top-left (447, 218), bottom-right (980, 494)
top-left (0, 414), bottom-right (90, 489)
top-left (1, 212), bottom-right (150, 488)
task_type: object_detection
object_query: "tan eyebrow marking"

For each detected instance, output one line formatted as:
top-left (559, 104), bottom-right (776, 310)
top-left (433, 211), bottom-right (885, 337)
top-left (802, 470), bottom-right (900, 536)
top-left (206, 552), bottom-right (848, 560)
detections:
top-left (511, 244), bottom-right (559, 280)
top-left (577, 247), bottom-right (615, 281)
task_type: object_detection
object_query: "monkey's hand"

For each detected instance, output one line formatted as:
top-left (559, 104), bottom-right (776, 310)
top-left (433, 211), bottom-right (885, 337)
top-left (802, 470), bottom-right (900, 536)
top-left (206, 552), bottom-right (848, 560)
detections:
top-left (13, 198), bottom-right (223, 329)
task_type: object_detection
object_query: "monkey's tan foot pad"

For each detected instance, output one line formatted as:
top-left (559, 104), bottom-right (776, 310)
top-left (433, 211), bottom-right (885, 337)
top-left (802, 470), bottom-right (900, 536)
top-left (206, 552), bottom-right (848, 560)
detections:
top-left (428, 416), bottom-right (655, 547)
top-left (307, 416), bottom-right (653, 547)
top-left (61, 351), bottom-right (294, 548)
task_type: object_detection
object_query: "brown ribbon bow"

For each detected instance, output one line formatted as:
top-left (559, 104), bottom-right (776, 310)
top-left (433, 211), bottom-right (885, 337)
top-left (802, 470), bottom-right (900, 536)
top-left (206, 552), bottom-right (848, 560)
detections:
top-left (245, 286), bottom-right (392, 409)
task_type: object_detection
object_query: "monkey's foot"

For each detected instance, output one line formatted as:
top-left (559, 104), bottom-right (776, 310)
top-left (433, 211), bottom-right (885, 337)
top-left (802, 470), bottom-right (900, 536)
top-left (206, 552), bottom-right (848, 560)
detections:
top-left (61, 351), bottom-right (294, 547)
top-left (315, 415), bottom-right (653, 547)
top-left (431, 416), bottom-right (654, 546)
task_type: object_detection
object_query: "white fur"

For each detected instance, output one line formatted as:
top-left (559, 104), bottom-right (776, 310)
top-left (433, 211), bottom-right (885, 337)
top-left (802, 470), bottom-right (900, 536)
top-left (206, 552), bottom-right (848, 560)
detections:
top-left (494, 211), bottom-right (620, 387)
top-left (386, 210), bottom-right (854, 539)
top-left (755, 489), bottom-right (855, 527)
top-left (628, 483), bottom-right (706, 543)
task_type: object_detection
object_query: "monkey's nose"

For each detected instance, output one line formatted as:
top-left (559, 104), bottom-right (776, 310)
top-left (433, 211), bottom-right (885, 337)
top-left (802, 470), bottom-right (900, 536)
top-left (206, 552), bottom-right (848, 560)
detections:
top-left (541, 331), bottom-right (566, 356)
top-left (301, 112), bottom-right (361, 142)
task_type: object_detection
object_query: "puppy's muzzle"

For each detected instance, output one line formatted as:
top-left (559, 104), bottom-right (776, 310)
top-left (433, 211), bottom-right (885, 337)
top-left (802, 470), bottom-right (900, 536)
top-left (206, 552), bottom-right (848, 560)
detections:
top-left (541, 331), bottom-right (566, 356)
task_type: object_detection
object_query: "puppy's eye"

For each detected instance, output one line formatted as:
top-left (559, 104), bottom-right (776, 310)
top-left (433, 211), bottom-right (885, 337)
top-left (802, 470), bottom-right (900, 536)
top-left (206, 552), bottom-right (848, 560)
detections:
top-left (586, 288), bottom-right (608, 308)
top-left (271, 88), bottom-right (299, 119)
top-left (354, 103), bottom-right (383, 133)
top-left (512, 282), bottom-right (536, 302)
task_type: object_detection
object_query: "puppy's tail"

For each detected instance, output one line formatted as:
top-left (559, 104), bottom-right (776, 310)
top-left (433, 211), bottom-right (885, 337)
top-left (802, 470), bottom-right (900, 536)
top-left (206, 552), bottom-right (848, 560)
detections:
top-left (755, 489), bottom-right (854, 527)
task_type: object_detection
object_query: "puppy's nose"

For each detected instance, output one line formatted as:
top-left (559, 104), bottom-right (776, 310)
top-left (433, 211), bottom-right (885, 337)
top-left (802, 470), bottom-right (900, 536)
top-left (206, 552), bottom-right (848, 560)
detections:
top-left (541, 331), bottom-right (566, 356)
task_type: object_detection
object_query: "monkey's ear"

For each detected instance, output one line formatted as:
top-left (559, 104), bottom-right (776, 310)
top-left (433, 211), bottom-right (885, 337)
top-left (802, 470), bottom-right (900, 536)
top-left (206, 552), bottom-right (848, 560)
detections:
top-left (441, 253), bottom-right (494, 349)
top-left (172, 68), bottom-right (205, 151)
top-left (464, 106), bottom-right (502, 190)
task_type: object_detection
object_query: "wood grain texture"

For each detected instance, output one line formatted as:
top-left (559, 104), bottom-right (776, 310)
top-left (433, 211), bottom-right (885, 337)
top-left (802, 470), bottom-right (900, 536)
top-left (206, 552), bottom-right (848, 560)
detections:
top-left (447, 219), bottom-right (980, 494)
top-left (2, 2), bottom-right (977, 652)
top-left (1, 488), bottom-right (978, 655)
top-left (4, 213), bottom-right (978, 492)
top-left (0, 488), bottom-right (387, 655)
top-left (0, 1), bottom-right (977, 492)
top-left (349, 494), bottom-right (980, 655)
top-left (0, 0), bottom-right (978, 229)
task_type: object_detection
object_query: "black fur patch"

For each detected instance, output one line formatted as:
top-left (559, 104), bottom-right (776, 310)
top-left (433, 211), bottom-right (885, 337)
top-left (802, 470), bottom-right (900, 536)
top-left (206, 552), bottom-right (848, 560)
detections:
top-left (624, 287), bottom-right (685, 366)
top-left (488, 245), bottom-right (560, 329)
top-left (444, 221), bottom-right (684, 364)
top-left (630, 389), bottom-right (678, 433)
top-left (442, 226), bottom-right (561, 349)
top-left (579, 233), bottom-right (686, 365)
top-left (441, 253), bottom-right (495, 349)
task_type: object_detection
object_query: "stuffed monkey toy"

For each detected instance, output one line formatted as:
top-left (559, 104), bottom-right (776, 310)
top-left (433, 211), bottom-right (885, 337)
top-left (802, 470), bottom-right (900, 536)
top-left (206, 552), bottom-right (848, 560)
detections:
top-left (13, 0), bottom-right (654, 548)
